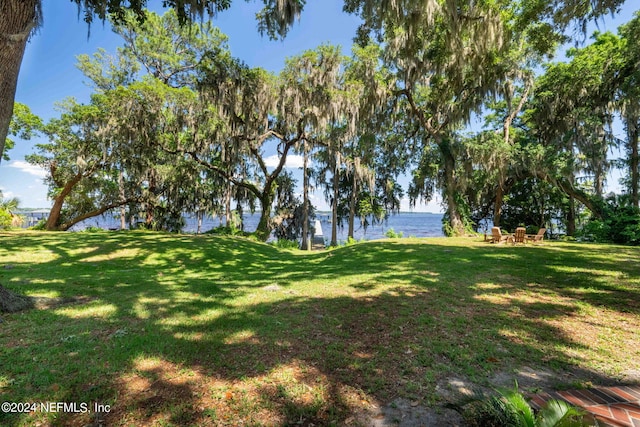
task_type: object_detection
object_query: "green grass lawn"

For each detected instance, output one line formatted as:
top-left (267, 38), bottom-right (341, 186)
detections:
top-left (0, 231), bottom-right (638, 426)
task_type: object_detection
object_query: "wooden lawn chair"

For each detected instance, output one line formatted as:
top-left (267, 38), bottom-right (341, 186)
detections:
top-left (491, 227), bottom-right (510, 243)
top-left (526, 228), bottom-right (546, 243)
top-left (511, 227), bottom-right (526, 245)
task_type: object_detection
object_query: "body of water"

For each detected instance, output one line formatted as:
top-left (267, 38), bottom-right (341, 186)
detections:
top-left (70, 211), bottom-right (446, 242)
top-left (313, 212), bottom-right (445, 241)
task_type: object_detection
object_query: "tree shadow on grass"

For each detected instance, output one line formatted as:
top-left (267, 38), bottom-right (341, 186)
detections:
top-left (0, 234), bottom-right (638, 425)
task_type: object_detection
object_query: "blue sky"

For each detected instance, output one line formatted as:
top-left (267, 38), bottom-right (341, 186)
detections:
top-left (1, 1), bottom-right (638, 211)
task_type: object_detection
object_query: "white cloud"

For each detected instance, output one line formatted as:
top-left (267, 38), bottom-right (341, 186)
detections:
top-left (264, 154), bottom-right (308, 169)
top-left (7, 160), bottom-right (47, 178)
top-left (400, 196), bottom-right (443, 213)
top-left (0, 188), bottom-right (16, 199)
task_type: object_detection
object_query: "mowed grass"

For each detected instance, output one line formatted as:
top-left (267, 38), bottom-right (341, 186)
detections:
top-left (0, 231), bottom-right (638, 426)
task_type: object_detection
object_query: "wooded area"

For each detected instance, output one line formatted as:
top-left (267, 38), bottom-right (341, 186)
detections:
top-left (2, 0), bottom-right (639, 245)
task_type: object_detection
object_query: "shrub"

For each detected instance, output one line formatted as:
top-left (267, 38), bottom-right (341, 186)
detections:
top-left (272, 239), bottom-right (299, 249)
top-left (576, 220), bottom-right (609, 242)
top-left (385, 228), bottom-right (404, 238)
top-left (607, 207), bottom-right (640, 245)
top-left (206, 224), bottom-right (243, 236)
top-left (28, 219), bottom-right (47, 230)
top-left (466, 382), bottom-right (589, 427)
top-left (0, 209), bottom-right (12, 230)
top-left (578, 194), bottom-right (640, 245)
top-left (343, 236), bottom-right (361, 246)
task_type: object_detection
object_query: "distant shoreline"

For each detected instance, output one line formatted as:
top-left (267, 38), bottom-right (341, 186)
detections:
top-left (16, 209), bottom-right (444, 215)
top-left (314, 210), bottom-right (443, 215)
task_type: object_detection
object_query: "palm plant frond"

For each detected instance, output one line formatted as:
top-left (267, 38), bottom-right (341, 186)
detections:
top-left (471, 381), bottom-right (592, 427)
top-left (537, 399), bottom-right (587, 427)
top-left (497, 384), bottom-right (536, 427)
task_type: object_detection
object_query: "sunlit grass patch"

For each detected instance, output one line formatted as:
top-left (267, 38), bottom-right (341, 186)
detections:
top-left (54, 302), bottom-right (118, 318)
top-left (0, 375), bottom-right (11, 390)
top-left (223, 330), bottom-right (258, 345)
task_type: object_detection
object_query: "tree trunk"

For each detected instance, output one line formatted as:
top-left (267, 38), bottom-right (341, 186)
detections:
top-left (254, 177), bottom-right (277, 241)
top-left (119, 168), bottom-right (126, 230)
top-left (348, 173), bottom-right (357, 239)
top-left (629, 117), bottom-right (639, 209)
top-left (255, 194), bottom-right (272, 241)
top-left (440, 139), bottom-right (465, 236)
top-left (145, 171), bottom-right (157, 229)
top-left (330, 155), bottom-right (339, 247)
top-left (145, 206), bottom-right (154, 228)
top-left (493, 183), bottom-right (504, 227)
top-left (503, 118), bottom-right (512, 149)
top-left (235, 199), bottom-right (243, 230)
top-left (493, 118), bottom-right (512, 228)
top-left (594, 125), bottom-right (606, 197)
top-left (57, 199), bottom-right (134, 231)
top-left (300, 147), bottom-right (310, 250)
top-left (46, 172), bottom-right (83, 231)
top-left (225, 181), bottom-right (232, 225)
top-left (533, 170), bottom-right (605, 220)
top-left (539, 195), bottom-right (546, 229)
top-left (0, 0), bottom-right (38, 164)
top-left (493, 179), bottom-right (516, 228)
top-left (567, 195), bottom-right (576, 237)
top-left (494, 81), bottom-right (530, 228)
top-left (119, 204), bottom-right (126, 229)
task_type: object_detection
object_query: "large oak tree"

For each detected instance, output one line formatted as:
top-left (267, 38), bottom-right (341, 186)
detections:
top-left (0, 0), bottom-right (304, 165)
